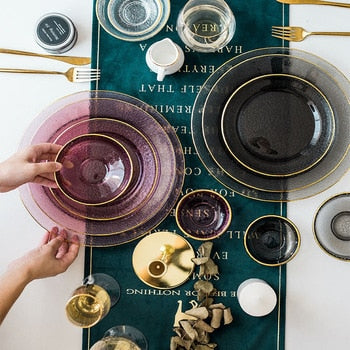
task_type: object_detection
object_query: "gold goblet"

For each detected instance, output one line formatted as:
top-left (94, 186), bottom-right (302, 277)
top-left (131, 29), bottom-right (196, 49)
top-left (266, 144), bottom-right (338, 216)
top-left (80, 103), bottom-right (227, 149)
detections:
top-left (65, 273), bottom-right (120, 328)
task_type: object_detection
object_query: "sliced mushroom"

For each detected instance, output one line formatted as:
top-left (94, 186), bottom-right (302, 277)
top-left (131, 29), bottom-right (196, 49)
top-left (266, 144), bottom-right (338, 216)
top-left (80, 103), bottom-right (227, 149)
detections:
top-left (223, 307), bottom-right (234, 325)
top-left (185, 306), bottom-right (209, 319)
top-left (210, 308), bottom-right (223, 329)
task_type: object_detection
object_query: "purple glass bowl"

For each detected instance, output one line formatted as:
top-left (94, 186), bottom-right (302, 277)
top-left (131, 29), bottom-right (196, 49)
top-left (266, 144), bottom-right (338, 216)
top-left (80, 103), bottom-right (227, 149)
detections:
top-left (51, 118), bottom-right (158, 221)
top-left (55, 133), bottom-right (134, 205)
top-left (176, 189), bottom-right (232, 240)
top-left (19, 91), bottom-right (184, 246)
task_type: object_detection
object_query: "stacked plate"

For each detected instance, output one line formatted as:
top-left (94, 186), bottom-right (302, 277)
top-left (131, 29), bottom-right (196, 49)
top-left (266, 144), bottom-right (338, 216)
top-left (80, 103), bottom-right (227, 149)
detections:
top-left (19, 91), bottom-right (185, 247)
top-left (192, 47), bottom-right (350, 201)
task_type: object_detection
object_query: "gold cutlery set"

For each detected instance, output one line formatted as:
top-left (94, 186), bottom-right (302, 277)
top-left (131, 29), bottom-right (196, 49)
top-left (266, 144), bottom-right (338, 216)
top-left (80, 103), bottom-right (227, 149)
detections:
top-left (273, 0), bottom-right (350, 41)
top-left (0, 47), bottom-right (99, 83)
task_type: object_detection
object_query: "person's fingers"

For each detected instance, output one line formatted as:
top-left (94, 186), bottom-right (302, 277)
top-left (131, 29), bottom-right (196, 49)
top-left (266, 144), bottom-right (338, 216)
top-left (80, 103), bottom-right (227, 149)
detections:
top-left (39, 231), bottom-right (51, 246)
top-left (32, 177), bottom-right (58, 188)
top-left (40, 227), bottom-right (59, 246)
top-left (37, 152), bottom-right (60, 162)
top-left (31, 161), bottom-right (62, 175)
top-left (46, 235), bottom-right (65, 253)
top-left (28, 144), bottom-right (62, 160)
top-left (30, 161), bottom-right (62, 187)
top-left (55, 229), bottom-right (69, 258)
top-left (37, 170), bottom-right (58, 182)
top-left (62, 159), bottom-right (74, 169)
top-left (60, 235), bottom-right (80, 267)
top-left (56, 240), bottom-right (69, 259)
top-left (49, 227), bottom-right (59, 239)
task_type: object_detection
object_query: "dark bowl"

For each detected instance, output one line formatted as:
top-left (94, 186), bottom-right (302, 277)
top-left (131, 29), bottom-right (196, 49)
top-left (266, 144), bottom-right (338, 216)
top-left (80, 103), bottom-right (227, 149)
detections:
top-left (175, 189), bottom-right (232, 240)
top-left (244, 215), bottom-right (300, 266)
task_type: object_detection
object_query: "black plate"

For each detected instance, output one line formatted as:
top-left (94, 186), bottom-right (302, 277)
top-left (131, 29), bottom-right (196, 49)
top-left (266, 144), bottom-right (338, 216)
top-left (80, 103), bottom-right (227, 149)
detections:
top-left (220, 74), bottom-right (334, 177)
top-left (192, 47), bottom-right (350, 201)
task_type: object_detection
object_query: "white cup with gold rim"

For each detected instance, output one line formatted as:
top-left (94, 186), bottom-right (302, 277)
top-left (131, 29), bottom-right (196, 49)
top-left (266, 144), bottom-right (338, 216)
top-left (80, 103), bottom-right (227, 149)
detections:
top-left (146, 38), bottom-right (185, 81)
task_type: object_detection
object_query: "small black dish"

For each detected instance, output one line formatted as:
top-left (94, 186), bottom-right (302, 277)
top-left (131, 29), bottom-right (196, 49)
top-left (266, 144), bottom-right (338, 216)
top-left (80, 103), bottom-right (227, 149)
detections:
top-left (244, 215), bottom-right (300, 266)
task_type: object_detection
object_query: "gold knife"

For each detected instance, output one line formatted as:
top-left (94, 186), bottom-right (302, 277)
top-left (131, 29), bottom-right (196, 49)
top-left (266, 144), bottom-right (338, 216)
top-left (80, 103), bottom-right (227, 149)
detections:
top-left (276, 0), bottom-right (350, 8)
top-left (0, 48), bottom-right (91, 65)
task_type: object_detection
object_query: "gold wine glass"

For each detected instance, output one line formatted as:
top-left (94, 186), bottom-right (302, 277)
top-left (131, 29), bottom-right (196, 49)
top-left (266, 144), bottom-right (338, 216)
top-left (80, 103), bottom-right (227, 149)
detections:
top-left (65, 273), bottom-right (120, 328)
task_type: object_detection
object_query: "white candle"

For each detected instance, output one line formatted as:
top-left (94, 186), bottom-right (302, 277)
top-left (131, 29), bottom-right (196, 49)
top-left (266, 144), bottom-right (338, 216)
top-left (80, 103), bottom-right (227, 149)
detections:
top-left (237, 278), bottom-right (277, 317)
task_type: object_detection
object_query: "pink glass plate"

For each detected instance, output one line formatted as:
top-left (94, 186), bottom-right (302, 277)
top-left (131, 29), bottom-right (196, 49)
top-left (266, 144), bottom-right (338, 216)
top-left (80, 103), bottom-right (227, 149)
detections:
top-left (55, 133), bottom-right (134, 206)
top-left (19, 91), bottom-right (184, 246)
top-left (51, 118), bottom-right (158, 221)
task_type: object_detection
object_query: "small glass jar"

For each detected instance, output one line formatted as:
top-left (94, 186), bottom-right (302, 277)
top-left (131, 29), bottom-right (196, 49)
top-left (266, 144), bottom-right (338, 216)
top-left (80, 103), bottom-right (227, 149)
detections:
top-left (35, 13), bottom-right (78, 54)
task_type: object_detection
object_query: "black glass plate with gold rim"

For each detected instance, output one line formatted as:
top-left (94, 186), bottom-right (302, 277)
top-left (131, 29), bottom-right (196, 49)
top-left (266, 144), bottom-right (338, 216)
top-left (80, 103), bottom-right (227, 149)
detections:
top-left (244, 215), bottom-right (301, 266)
top-left (192, 47), bottom-right (350, 201)
top-left (219, 73), bottom-right (334, 177)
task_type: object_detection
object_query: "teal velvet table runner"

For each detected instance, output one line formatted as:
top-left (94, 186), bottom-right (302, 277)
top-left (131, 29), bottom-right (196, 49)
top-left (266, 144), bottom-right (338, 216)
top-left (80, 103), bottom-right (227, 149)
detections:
top-left (84, 1), bottom-right (289, 349)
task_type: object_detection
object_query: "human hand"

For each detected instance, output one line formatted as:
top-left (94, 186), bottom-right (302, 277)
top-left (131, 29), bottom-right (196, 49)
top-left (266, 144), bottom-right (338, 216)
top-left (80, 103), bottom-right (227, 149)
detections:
top-left (8, 227), bottom-right (80, 283)
top-left (0, 143), bottom-right (62, 192)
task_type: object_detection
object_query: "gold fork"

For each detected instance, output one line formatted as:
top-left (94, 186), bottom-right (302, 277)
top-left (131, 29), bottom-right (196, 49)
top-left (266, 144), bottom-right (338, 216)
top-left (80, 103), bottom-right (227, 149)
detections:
top-left (0, 67), bottom-right (100, 83)
top-left (276, 0), bottom-right (350, 8)
top-left (272, 26), bottom-right (350, 41)
top-left (0, 48), bottom-right (91, 65)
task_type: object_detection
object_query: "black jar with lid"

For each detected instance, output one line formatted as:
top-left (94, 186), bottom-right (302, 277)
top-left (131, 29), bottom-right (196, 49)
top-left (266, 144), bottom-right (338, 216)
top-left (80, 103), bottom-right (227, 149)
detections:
top-left (35, 13), bottom-right (78, 54)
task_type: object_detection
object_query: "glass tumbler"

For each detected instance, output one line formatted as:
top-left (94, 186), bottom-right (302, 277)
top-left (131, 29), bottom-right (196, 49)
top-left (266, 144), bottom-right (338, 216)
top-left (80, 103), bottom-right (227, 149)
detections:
top-left (177, 0), bottom-right (236, 53)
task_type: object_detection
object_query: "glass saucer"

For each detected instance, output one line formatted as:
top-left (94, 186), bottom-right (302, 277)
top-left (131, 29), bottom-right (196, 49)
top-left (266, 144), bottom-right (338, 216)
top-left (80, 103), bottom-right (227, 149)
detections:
top-left (108, 0), bottom-right (161, 35)
top-left (175, 189), bottom-right (232, 240)
top-left (55, 133), bottom-right (134, 206)
top-left (244, 215), bottom-right (300, 266)
top-left (313, 193), bottom-right (350, 260)
top-left (96, 0), bottom-right (170, 41)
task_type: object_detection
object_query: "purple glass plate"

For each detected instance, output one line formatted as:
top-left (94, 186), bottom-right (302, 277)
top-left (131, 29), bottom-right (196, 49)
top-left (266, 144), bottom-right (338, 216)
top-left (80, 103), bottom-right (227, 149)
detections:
top-left (55, 133), bottom-right (134, 205)
top-left (51, 118), bottom-right (159, 221)
top-left (175, 189), bottom-right (232, 240)
top-left (19, 91), bottom-right (184, 246)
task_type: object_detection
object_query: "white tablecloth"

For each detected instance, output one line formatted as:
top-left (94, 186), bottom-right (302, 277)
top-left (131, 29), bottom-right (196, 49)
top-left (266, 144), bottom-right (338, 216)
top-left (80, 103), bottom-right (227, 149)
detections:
top-left (0, 1), bottom-right (349, 349)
